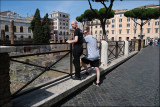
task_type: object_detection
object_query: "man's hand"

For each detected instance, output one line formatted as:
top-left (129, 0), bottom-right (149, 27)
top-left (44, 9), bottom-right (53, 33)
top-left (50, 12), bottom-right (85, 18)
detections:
top-left (66, 40), bottom-right (72, 44)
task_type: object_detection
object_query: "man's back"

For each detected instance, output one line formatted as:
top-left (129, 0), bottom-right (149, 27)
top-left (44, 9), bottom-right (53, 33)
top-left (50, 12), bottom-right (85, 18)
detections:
top-left (84, 35), bottom-right (100, 61)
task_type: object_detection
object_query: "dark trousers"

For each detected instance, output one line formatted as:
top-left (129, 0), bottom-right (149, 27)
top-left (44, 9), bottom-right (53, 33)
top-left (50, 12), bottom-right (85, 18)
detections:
top-left (73, 45), bottom-right (83, 78)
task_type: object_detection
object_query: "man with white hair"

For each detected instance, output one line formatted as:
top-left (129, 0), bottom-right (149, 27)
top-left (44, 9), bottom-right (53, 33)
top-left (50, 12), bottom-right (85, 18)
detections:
top-left (66, 21), bottom-right (83, 80)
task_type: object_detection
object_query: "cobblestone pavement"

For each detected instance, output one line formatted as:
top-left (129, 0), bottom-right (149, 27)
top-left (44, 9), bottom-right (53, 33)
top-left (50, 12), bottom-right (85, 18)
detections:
top-left (58, 46), bottom-right (159, 106)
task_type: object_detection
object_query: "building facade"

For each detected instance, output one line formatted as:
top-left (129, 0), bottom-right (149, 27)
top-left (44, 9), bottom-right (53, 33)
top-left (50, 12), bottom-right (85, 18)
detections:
top-left (0, 11), bottom-right (33, 41)
top-left (89, 4), bottom-right (160, 41)
top-left (50, 11), bottom-right (70, 40)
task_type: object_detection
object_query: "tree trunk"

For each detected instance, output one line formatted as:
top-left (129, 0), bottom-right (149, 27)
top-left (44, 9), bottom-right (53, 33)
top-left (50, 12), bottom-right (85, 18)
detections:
top-left (140, 20), bottom-right (143, 39)
top-left (101, 22), bottom-right (107, 41)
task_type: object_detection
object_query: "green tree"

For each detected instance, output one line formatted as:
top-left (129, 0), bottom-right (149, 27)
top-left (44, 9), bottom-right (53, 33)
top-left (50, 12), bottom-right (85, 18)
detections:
top-left (88, 0), bottom-right (122, 40)
top-left (42, 13), bottom-right (51, 43)
top-left (124, 8), bottom-right (160, 39)
top-left (76, 14), bottom-right (86, 31)
top-left (30, 8), bottom-right (43, 43)
top-left (83, 9), bottom-right (97, 34)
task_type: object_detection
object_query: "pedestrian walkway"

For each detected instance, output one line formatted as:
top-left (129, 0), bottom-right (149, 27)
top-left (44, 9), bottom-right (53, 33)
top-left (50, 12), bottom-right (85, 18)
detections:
top-left (58, 46), bottom-right (159, 106)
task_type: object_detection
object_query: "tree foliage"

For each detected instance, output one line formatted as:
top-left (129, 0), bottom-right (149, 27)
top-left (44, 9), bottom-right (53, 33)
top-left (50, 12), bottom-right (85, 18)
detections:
top-left (87, 0), bottom-right (122, 40)
top-left (30, 8), bottom-right (43, 43)
top-left (42, 13), bottom-right (51, 43)
top-left (30, 9), bottom-right (51, 43)
top-left (124, 8), bottom-right (160, 39)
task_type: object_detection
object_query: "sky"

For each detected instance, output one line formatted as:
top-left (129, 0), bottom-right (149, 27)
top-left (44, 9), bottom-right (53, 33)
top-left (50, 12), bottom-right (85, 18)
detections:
top-left (0, 0), bottom-right (159, 28)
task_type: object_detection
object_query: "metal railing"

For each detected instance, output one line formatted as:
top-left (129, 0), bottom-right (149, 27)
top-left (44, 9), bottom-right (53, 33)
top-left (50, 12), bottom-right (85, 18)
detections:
top-left (108, 41), bottom-right (125, 61)
top-left (8, 43), bottom-right (73, 98)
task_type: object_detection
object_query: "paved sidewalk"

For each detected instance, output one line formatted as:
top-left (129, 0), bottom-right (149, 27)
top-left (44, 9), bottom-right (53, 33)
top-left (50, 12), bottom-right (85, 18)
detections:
top-left (58, 46), bottom-right (159, 106)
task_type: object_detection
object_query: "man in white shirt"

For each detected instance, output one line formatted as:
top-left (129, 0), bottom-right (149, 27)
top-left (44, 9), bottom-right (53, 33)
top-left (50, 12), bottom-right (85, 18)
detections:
top-left (81, 27), bottom-right (100, 86)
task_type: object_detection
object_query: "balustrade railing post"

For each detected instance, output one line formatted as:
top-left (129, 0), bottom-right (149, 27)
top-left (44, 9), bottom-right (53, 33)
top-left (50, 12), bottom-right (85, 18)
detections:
top-left (115, 41), bottom-right (118, 58)
top-left (101, 40), bottom-right (108, 66)
top-left (124, 40), bottom-right (129, 56)
top-left (70, 44), bottom-right (73, 77)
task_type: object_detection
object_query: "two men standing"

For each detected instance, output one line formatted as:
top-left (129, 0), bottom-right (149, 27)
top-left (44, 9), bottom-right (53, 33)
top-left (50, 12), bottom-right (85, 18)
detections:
top-left (67, 21), bottom-right (100, 86)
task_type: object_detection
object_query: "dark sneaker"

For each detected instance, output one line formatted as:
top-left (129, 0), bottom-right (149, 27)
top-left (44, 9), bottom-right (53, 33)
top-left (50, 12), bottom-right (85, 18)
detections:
top-left (85, 72), bottom-right (90, 75)
top-left (93, 82), bottom-right (100, 87)
top-left (72, 76), bottom-right (81, 80)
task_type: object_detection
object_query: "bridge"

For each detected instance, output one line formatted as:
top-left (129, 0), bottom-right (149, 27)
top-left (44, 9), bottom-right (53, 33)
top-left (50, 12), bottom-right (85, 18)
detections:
top-left (0, 39), bottom-right (159, 106)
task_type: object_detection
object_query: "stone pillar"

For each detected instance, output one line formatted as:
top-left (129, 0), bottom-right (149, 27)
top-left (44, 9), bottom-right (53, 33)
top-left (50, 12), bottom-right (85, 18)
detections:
top-left (58, 38), bottom-right (61, 43)
top-left (101, 40), bottom-right (108, 66)
top-left (0, 46), bottom-right (16, 107)
top-left (10, 20), bottom-right (14, 44)
top-left (131, 39), bottom-right (135, 51)
top-left (135, 39), bottom-right (141, 51)
top-left (62, 35), bottom-right (65, 43)
top-left (54, 35), bottom-right (56, 43)
top-left (141, 39), bottom-right (145, 48)
top-left (124, 40), bottom-right (129, 56)
top-left (1, 30), bottom-right (5, 43)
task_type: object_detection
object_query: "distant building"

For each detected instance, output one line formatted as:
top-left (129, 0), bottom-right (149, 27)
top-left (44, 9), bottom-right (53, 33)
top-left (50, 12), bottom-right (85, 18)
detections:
top-left (89, 4), bottom-right (160, 41)
top-left (0, 11), bottom-right (33, 41)
top-left (50, 11), bottom-right (70, 40)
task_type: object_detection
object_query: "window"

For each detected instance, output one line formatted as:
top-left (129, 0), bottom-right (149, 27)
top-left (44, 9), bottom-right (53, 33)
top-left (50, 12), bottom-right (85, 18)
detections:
top-left (134, 37), bottom-right (136, 39)
top-left (155, 28), bottom-right (159, 33)
top-left (60, 27), bottom-right (62, 29)
top-left (147, 28), bottom-right (151, 33)
top-left (107, 25), bottom-right (109, 28)
top-left (155, 21), bottom-right (159, 25)
top-left (5, 25), bottom-right (9, 32)
top-left (120, 14), bottom-right (122, 17)
top-left (119, 24), bottom-right (122, 27)
top-left (127, 29), bottom-right (130, 34)
top-left (119, 37), bottom-right (122, 41)
top-left (14, 26), bottom-right (16, 32)
top-left (127, 18), bottom-right (130, 22)
top-left (100, 25), bottom-right (102, 28)
top-left (14, 35), bottom-right (17, 40)
top-left (112, 19), bottom-right (115, 23)
top-left (95, 31), bottom-right (97, 34)
top-left (60, 22), bottom-right (61, 25)
top-left (63, 23), bottom-right (65, 25)
top-left (127, 23), bottom-right (130, 27)
top-left (134, 23), bottom-right (137, 27)
top-left (126, 37), bottom-right (129, 41)
top-left (95, 26), bottom-right (97, 28)
top-left (28, 27), bottom-right (31, 33)
top-left (111, 37), bottom-right (114, 41)
top-left (20, 26), bottom-right (23, 32)
top-left (112, 24), bottom-right (114, 28)
top-left (100, 30), bottom-right (102, 34)
top-left (28, 36), bottom-right (31, 39)
top-left (6, 35), bottom-right (9, 40)
top-left (63, 27), bottom-right (65, 29)
top-left (148, 22), bottom-right (150, 26)
top-left (60, 14), bottom-right (61, 17)
top-left (119, 29), bottom-right (122, 34)
top-left (119, 18), bottom-right (122, 22)
top-left (21, 35), bottom-right (23, 40)
top-left (112, 30), bottom-right (114, 34)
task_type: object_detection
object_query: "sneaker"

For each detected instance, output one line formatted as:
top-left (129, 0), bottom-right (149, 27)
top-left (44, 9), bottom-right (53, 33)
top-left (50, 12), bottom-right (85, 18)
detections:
top-left (93, 81), bottom-right (100, 87)
top-left (85, 71), bottom-right (90, 75)
top-left (72, 76), bottom-right (81, 80)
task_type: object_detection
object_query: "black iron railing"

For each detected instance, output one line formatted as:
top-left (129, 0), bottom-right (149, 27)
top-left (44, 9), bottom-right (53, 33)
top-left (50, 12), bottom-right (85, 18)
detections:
top-left (108, 41), bottom-right (125, 61)
top-left (9, 43), bottom-right (72, 98)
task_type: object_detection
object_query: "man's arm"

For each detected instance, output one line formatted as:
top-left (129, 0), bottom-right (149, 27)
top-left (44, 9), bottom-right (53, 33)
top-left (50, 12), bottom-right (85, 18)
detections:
top-left (66, 36), bottom-right (78, 44)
